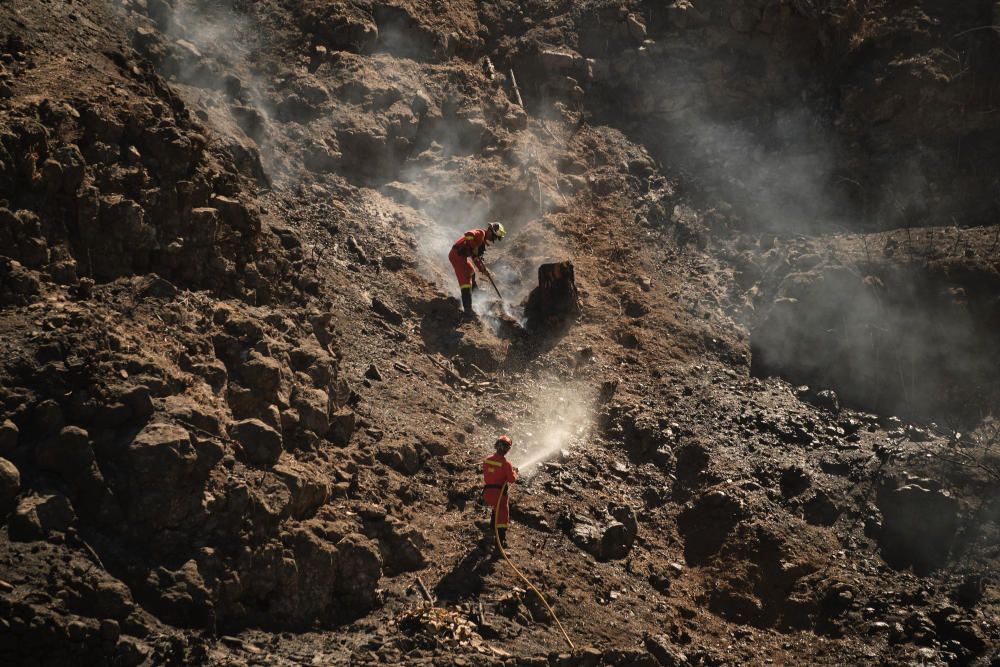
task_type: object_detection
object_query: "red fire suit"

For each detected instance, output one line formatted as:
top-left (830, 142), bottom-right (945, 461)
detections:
top-left (449, 229), bottom-right (489, 289)
top-left (482, 452), bottom-right (518, 528)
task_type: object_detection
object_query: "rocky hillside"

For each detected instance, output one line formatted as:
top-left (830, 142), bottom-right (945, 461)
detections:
top-left (0, 0), bottom-right (998, 665)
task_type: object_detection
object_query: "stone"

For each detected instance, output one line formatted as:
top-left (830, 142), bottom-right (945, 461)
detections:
top-left (599, 521), bottom-right (637, 561)
top-left (273, 459), bottom-right (330, 519)
top-left (365, 364), bottom-right (383, 381)
top-left (371, 297), bottom-right (404, 325)
top-left (229, 419), bottom-right (283, 466)
top-left (1, 259), bottom-right (41, 301)
top-left (292, 387), bottom-right (330, 437)
top-left (36, 425), bottom-right (94, 478)
top-left (93, 579), bottom-right (135, 620)
top-left (333, 533), bottom-right (383, 614)
top-left (10, 493), bottom-right (76, 540)
top-left (238, 352), bottom-right (283, 397)
top-left (116, 637), bottom-right (150, 667)
top-left (644, 633), bottom-right (687, 666)
top-left (33, 399), bottom-right (65, 436)
top-left (301, 5), bottom-right (378, 53)
top-left (540, 49), bottom-right (581, 72)
top-left (210, 194), bottom-right (260, 233)
top-left (599, 504), bottom-right (639, 560)
top-left (627, 14), bottom-right (647, 42)
top-left (100, 619), bottom-right (120, 643)
top-left (362, 516), bottom-right (426, 575)
top-left (0, 457), bottom-right (20, 515)
top-left (376, 442), bottom-right (421, 475)
top-left (122, 422), bottom-right (219, 532)
top-left (381, 255), bottom-right (408, 271)
top-left (328, 407), bottom-right (356, 446)
top-left (814, 389), bottom-right (840, 413)
top-left (54, 144), bottom-right (86, 191)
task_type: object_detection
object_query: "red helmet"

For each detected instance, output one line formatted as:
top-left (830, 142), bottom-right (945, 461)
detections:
top-left (495, 435), bottom-right (512, 452)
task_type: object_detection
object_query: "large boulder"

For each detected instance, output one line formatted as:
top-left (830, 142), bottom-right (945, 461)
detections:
top-left (562, 505), bottom-right (638, 561)
top-left (272, 459), bottom-right (329, 519)
top-left (291, 387), bottom-right (330, 437)
top-left (9, 493), bottom-right (75, 540)
top-left (229, 419), bottom-right (283, 466)
top-left (35, 425), bottom-right (94, 479)
top-left (361, 513), bottom-right (428, 575)
top-left (121, 422), bottom-right (221, 532)
top-left (333, 533), bottom-right (383, 615)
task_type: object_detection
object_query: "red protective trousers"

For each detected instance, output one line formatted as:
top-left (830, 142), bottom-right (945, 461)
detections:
top-left (482, 453), bottom-right (518, 528)
top-left (448, 246), bottom-right (475, 289)
top-left (449, 229), bottom-right (487, 289)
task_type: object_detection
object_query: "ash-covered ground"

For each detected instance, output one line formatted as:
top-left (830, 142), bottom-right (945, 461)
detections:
top-left (0, 1), bottom-right (998, 665)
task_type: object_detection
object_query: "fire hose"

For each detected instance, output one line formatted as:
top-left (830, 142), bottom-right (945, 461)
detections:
top-left (493, 482), bottom-right (575, 651)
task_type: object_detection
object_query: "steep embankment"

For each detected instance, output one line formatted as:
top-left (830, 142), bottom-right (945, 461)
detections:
top-left (0, 1), bottom-right (997, 666)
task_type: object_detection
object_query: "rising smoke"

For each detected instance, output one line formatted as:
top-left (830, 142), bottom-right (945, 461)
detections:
top-left (154, 0), bottom-right (288, 183)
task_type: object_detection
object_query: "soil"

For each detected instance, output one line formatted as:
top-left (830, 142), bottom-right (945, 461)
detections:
top-left (0, 1), bottom-right (998, 666)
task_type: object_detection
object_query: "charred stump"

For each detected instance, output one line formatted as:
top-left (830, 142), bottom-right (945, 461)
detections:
top-left (524, 261), bottom-right (580, 332)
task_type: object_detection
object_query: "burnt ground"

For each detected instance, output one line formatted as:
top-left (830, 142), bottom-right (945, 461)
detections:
top-left (0, 0), bottom-right (998, 665)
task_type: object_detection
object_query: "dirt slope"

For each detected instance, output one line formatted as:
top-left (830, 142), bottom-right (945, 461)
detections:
top-left (0, 1), bottom-right (998, 666)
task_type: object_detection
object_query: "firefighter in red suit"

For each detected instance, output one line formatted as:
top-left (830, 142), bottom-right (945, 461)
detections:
top-left (482, 435), bottom-right (518, 549)
top-left (449, 221), bottom-right (506, 319)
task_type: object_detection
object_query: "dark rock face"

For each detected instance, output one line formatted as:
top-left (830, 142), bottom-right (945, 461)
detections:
top-left (877, 481), bottom-right (959, 573)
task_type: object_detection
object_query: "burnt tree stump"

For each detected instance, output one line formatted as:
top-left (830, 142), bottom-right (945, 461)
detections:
top-left (524, 261), bottom-right (580, 331)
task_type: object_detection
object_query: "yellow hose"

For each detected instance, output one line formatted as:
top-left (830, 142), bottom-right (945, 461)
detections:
top-left (493, 482), bottom-right (575, 651)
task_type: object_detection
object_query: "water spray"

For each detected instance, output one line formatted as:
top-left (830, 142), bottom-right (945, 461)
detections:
top-left (512, 387), bottom-right (593, 477)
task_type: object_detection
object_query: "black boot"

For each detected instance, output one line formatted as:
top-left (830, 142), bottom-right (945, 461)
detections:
top-left (461, 287), bottom-right (475, 319)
